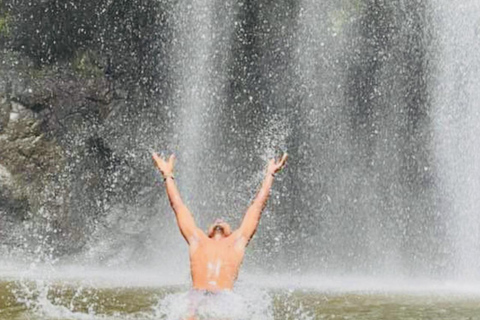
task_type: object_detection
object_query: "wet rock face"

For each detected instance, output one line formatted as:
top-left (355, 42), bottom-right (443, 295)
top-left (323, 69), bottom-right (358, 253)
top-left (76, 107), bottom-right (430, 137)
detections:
top-left (0, 163), bottom-right (29, 242)
top-left (0, 52), bottom-right (131, 257)
top-left (0, 164), bottom-right (23, 207)
top-left (0, 164), bottom-right (12, 188)
top-left (0, 0), bottom-right (170, 259)
top-left (0, 116), bottom-right (61, 213)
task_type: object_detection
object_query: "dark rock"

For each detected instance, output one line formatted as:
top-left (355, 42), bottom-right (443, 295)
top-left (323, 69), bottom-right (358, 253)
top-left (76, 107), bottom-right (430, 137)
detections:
top-left (11, 90), bottom-right (52, 113)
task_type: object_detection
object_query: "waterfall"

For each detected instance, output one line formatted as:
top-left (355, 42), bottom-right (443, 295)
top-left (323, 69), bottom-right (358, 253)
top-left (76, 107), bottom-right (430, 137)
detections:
top-left (168, 0), bottom-right (239, 225)
top-left (0, 0), bottom-right (480, 285)
top-left (282, 0), bottom-right (440, 278)
top-left (433, 0), bottom-right (480, 281)
top-left (169, 0), bottom-right (227, 220)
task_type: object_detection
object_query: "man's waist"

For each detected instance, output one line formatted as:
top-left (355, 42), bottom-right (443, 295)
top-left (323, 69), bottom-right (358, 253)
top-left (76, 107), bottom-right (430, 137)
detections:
top-left (192, 281), bottom-right (234, 292)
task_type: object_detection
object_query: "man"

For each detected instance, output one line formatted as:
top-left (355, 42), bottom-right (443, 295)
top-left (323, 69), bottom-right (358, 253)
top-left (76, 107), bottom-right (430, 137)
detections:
top-left (152, 152), bottom-right (287, 293)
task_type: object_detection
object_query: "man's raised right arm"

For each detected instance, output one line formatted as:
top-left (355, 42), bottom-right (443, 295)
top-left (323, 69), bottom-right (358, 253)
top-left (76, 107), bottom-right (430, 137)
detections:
top-left (152, 153), bottom-right (200, 243)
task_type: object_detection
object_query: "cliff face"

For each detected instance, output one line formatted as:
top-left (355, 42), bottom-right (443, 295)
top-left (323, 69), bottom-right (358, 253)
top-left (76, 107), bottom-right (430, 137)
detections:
top-left (0, 55), bottom-right (107, 255)
top-left (0, 3), bottom-right (118, 256)
top-left (0, 0), bottom-right (173, 254)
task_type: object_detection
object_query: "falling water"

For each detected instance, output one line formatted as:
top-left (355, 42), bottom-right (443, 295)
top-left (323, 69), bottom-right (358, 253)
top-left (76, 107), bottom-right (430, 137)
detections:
top-left (276, 0), bottom-right (439, 278)
top-left (168, 0), bottom-right (238, 227)
top-left (432, 0), bottom-right (480, 281)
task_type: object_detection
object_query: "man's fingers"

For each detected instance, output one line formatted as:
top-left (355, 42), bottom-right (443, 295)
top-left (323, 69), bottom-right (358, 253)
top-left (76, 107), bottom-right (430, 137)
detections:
top-left (169, 154), bottom-right (176, 166)
top-left (280, 153), bottom-right (288, 167)
top-left (271, 153), bottom-right (288, 172)
top-left (152, 152), bottom-right (166, 167)
top-left (152, 152), bottom-right (161, 162)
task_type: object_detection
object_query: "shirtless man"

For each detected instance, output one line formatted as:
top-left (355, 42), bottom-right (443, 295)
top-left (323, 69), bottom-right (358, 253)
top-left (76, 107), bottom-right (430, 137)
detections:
top-left (152, 152), bottom-right (287, 293)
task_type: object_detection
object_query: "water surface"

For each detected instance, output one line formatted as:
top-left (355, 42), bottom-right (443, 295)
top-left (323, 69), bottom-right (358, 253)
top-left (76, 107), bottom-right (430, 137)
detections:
top-left (1, 279), bottom-right (479, 320)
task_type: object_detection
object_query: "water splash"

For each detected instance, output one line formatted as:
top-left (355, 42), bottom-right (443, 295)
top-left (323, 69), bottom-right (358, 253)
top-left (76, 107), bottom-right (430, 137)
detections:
top-left (154, 287), bottom-right (273, 320)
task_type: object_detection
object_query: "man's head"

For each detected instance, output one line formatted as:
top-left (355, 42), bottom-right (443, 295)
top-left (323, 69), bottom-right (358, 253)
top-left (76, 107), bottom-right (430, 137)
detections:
top-left (208, 219), bottom-right (232, 238)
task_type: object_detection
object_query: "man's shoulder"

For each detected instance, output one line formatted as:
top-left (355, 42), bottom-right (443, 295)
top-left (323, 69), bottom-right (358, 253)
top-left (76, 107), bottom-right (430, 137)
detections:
top-left (188, 229), bottom-right (207, 246)
top-left (228, 230), bottom-right (248, 249)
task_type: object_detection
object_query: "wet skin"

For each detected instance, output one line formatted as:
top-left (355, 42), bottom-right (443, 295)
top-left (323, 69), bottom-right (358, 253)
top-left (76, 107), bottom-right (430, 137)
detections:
top-left (189, 228), bottom-right (246, 291)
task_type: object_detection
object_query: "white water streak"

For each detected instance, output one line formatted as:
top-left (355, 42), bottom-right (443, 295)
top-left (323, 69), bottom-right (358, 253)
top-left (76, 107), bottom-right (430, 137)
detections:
top-left (433, 0), bottom-right (480, 280)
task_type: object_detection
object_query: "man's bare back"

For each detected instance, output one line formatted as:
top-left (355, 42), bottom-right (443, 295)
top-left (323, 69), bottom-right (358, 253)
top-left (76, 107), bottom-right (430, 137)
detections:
top-left (189, 229), bottom-right (246, 291)
top-left (152, 152), bottom-right (287, 292)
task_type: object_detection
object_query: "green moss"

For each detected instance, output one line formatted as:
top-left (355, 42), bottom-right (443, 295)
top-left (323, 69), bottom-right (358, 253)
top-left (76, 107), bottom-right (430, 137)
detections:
top-left (0, 16), bottom-right (9, 36)
top-left (72, 50), bottom-right (103, 79)
top-left (0, 1), bottom-right (10, 37)
top-left (28, 66), bottom-right (49, 80)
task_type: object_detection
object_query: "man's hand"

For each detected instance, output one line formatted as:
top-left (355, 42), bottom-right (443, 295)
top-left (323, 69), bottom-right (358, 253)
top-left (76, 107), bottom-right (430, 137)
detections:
top-left (267, 153), bottom-right (288, 176)
top-left (152, 152), bottom-right (175, 179)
